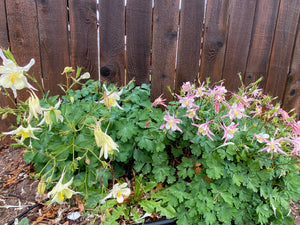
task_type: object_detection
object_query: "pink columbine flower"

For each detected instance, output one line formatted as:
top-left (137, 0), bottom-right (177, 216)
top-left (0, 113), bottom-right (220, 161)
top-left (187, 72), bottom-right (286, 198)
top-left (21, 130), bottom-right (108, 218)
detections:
top-left (214, 94), bottom-right (226, 113)
top-left (253, 133), bottom-right (270, 143)
top-left (211, 82), bottom-right (227, 96)
top-left (192, 121), bottom-right (215, 141)
top-left (208, 83), bottom-right (227, 113)
top-left (194, 82), bottom-right (207, 98)
top-left (251, 105), bottom-right (262, 118)
top-left (176, 93), bottom-right (198, 110)
top-left (181, 82), bottom-right (193, 94)
top-left (220, 122), bottom-right (239, 143)
top-left (234, 94), bottom-right (254, 108)
top-left (250, 88), bottom-right (262, 97)
top-left (160, 112), bottom-right (182, 133)
top-left (226, 103), bottom-right (249, 120)
top-left (288, 120), bottom-right (300, 136)
top-left (151, 94), bottom-right (167, 107)
top-left (257, 138), bottom-right (287, 158)
top-left (278, 108), bottom-right (290, 121)
top-left (184, 107), bottom-right (199, 121)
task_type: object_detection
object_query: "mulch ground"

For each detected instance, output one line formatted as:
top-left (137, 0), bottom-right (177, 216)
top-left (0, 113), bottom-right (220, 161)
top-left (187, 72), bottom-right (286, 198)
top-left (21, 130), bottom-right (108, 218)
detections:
top-left (0, 145), bottom-right (299, 225)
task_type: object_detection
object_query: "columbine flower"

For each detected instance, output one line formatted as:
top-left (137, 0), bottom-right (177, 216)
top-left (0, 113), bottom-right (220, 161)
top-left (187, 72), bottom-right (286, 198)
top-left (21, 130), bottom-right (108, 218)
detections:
top-left (192, 121), bottom-right (215, 141)
top-left (194, 82), bottom-right (207, 98)
top-left (176, 93), bottom-right (197, 110)
top-left (160, 112), bottom-right (182, 133)
top-left (3, 124), bottom-right (40, 144)
top-left (100, 85), bottom-right (123, 110)
top-left (94, 120), bottom-right (119, 159)
top-left (28, 91), bottom-right (43, 121)
top-left (288, 120), bottom-right (300, 136)
top-left (251, 105), bottom-right (262, 118)
top-left (181, 81), bottom-right (193, 94)
top-left (257, 138), bottom-right (287, 158)
top-left (290, 136), bottom-right (300, 156)
top-left (220, 122), bottom-right (239, 143)
top-left (209, 82), bottom-right (227, 113)
top-left (226, 103), bottom-right (248, 120)
top-left (0, 49), bottom-right (36, 98)
top-left (48, 169), bottom-right (78, 205)
top-left (38, 99), bottom-right (63, 130)
top-left (102, 183), bottom-right (131, 204)
top-left (184, 107), bottom-right (199, 121)
top-left (151, 94), bottom-right (167, 107)
top-left (254, 133), bottom-right (270, 143)
top-left (234, 94), bottom-right (254, 108)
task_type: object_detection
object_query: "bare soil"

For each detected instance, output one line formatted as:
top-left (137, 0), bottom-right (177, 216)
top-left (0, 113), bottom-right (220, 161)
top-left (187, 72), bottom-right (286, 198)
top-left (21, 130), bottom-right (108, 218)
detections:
top-left (0, 145), bottom-right (299, 225)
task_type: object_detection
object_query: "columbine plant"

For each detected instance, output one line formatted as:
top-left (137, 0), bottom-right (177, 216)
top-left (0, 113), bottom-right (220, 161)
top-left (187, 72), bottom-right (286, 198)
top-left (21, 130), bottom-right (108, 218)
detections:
top-left (1, 49), bottom-right (299, 225)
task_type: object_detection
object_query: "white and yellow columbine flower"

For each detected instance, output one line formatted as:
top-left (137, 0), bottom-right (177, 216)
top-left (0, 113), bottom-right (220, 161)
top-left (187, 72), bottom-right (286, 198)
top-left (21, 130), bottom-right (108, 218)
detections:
top-left (38, 99), bottom-right (63, 130)
top-left (28, 91), bottom-right (43, 121)
top-left (100, 85), bottom-right (123, 110)
top-left (3, 124), bottom-right (40, 144)
top-left (94, 120), bottom-right (119, 159)
top-left (102, 183), bottom-right (131, 204)
top-left (47, 169), bottom-right (79, 205)
top-left (0, 49), bottom-right (36, 98)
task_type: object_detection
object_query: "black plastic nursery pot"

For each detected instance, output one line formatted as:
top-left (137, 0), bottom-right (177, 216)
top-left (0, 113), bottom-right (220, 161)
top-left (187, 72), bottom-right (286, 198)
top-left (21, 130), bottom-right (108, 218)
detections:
top-left (134, 218), bottom-right (176, 225)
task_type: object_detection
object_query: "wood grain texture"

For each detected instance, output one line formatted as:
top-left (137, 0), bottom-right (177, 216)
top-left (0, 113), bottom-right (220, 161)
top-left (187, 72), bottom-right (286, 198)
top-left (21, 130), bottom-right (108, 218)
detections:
top-left (6, 0), bottom-right (42, 100)
top-left (151, 0), bottom-right (179, 101)
top-left (126, 0), bottom-right (152, 85)
top-left (175, 0), bottom-right (204, 92)
top-left (244, 0), bottom-right (280, 87)
top-left (99, 0), bottom-right (125, 86)
top-left (264, 0), bottom-right (300, 101)
top-left (283, 20), bottom-right (300, 119)
top-left (69, 0), bottom-right (98, 80)
top-left (222, 0), bottom-right (257, 91)
top-left (0, 0), bottom-right (9, 49)
top-left (36, 0), bottom-right (70, 95)
top-left (199, 0), bottom-right (230, 84)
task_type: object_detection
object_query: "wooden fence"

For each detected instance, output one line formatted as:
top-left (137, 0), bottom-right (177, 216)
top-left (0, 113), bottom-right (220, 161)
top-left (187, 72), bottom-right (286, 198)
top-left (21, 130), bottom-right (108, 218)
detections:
top-left (0, 0), bottom-right (300, 135)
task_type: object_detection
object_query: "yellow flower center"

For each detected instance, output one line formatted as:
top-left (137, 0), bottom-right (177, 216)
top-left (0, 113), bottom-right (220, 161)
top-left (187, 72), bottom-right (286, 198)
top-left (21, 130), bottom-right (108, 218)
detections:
top-left (169, 121), bottom-right (173, 128)
top-left (16, 129), bottom-right (30, 139)
top-left (199, 127), bottom-right (205, 134)
top-left (117, 190), bottom-right (122, 198)
top-left (185, 101), bottom-right (189, 106)
top-left (229, 129), bottom-right (235, 134)
top-left (234, 110), bottom-right (239, 116)
top-left (58, 191), bottom-right (65, 201)
top-left (10, 73), bottom-right (16, 83)
top-left (270, 143), bottom-right (274, 150)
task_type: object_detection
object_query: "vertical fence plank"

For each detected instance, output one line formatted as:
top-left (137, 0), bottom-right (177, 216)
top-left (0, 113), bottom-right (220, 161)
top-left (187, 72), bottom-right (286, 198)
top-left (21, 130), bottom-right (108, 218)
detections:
top-left (99, 0), bottom-right (125, 86)
top-left (69, 0), bottom-right (98, 80)
top-left (151, 0), bottom-right (179, 101)
top-left (199, 0), bottom-right (230, 84)
top-left (222, 0), bottom-right (257, 91)
top-left (175, 0), bottom-right (204, 92)
top-left (264, 0), bottom-right (300, 101)
top-left (126, 0), bottom-right (152, 85)
top-left (244, 0), bottom-right (280, 87)
top-left (6, 0), bottom-right (43, 100)
top-left (36, 0), bottom-right (70, 95)
top-left (0, 0), bottom-right (9, 49)
top-left (283, 20), bottom-right (300, 118)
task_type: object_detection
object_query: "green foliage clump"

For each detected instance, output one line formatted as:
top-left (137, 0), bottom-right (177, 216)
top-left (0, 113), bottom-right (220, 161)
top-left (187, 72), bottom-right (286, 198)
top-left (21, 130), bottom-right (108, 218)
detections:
top-left (1, 48), bottom-right (299, 224)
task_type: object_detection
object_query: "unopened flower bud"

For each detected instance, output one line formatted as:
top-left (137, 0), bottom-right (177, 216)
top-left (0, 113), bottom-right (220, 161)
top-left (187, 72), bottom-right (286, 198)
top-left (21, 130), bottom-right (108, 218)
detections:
top-left (2, 112), bottom-right (8, 120)
top-left (80, 72), bottom-right (90, 80)
top-left (37, 178), bottom-right (46, 196)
